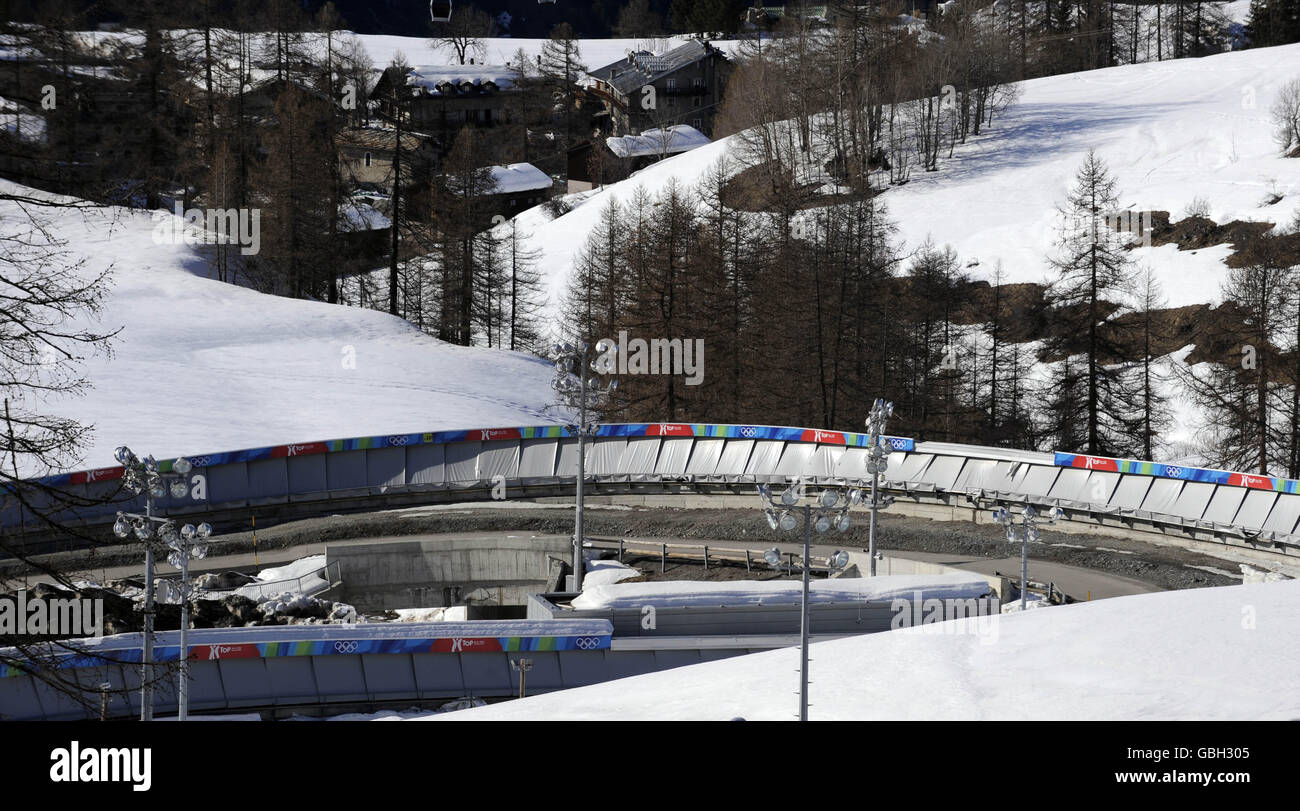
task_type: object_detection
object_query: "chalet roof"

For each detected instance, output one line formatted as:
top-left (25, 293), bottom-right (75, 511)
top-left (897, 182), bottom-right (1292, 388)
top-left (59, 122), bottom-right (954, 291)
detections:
top-left (247, 76), bottom-right (335, 105)
top-left (404, 65), bottom-right (516, 96)
top-left (336, 128), bottom-right (427, 152)
top-left (606, 125), bottom-right (710, 159)
top-left (589, 40), bottom-right (724, 96)
top-left (487, 163), bottom-right (553, 194)
top-left (338, 200), bottom-right (392, 233)
top-left (748, 4), bottom-right (831, 19)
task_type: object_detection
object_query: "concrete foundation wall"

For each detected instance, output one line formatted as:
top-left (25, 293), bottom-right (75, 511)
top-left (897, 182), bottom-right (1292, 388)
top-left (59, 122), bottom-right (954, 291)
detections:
top-left (329, 536), bottom-right (571, 612)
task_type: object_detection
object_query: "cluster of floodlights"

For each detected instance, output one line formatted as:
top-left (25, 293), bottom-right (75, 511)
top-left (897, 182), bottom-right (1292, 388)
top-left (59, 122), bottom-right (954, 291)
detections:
top-left (864, 399), bottom-right (894, 473)
top-left (992, 503), bottom-right (1064, 610)
top-left (762, 546), bottom-right (851, 572)
top-left (990, 504), bottom-right (1064, 542)
top-left (111, 446), bottom-right (212, 565)
top-left (549, 341), bottom-right (617, 420)
top-left (758, 482), bottom-right (859, 535)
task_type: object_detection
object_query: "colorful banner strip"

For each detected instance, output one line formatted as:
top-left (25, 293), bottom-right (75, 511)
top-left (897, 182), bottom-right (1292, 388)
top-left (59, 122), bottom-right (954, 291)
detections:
top-left (0, 633), bottom-right (611, 677)
top-left (22, 425), bottom-right (916, 489)
top-left (1053, 452), bottom-right (1300, 492)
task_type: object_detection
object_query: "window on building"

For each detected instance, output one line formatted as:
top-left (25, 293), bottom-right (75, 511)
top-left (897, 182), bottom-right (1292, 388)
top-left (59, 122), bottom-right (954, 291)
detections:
top-left (665, 78), bottom-right (676, 90)
top-left (364, 152), bottom-right (372, 167)
top-left (692, 77), bottom-right (704, 88)
top-left (692, 118), bottom-right (702, 130)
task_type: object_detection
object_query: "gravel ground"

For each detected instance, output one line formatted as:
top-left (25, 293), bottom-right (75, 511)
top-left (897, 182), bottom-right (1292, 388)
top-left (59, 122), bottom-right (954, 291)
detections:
top-left (7, 503), bottom-right (1239, 593)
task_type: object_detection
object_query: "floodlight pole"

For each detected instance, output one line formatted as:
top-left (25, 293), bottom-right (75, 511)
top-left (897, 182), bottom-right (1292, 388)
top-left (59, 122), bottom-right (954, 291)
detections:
top-left (574, 375), bottom-right (587, 593)
top-left (549, 341), bottom-right (616, 594)
top-left (140, 493), bottom-right (155, 723)
top-left (117, 447), bottom-right (206, 722)
top-left (993, 504), bottom-right (1057, 611)
top-left (868, 466), bottom-right (879, 577)
top-left (864, 398), bottom-right (895, 577)
top-left (1019, 522), bottom-right (1029, 612)
top-left (178, 548), bottom-right (190, 721)
top-left (758, 483), bottom-right (856, 722)
top-left (798, 503), bottom-right (811, 723)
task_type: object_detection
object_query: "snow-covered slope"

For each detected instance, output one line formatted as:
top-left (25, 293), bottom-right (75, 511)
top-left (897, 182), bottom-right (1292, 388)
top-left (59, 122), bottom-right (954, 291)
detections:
top-left (430, 579), bottom-right (1300, 721)
top-left (3, 182), bottom-right (558, 475)
top-left (523, 43), bottom-right (1300, 315)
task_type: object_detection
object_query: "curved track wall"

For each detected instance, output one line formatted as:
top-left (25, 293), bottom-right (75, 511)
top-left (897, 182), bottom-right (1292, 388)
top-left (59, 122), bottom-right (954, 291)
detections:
top-left (3, 423), bottom-right (1298, 564)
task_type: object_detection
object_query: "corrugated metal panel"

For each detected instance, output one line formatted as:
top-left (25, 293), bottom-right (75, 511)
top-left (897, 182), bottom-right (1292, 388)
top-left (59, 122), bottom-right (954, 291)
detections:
top-left (1081, 471), bottom-right (1120, 505)
top-left (655, 437), bottom-right (694, 475)
top-left (1014, 465), bottom-right (1061, 498)
top-left (915, 455), bottom-right (965, 490)
top-left (832, 446), bottom-right (869, 479)
top-left (1048, 468), bottom-right (1091, 502)
top-left (891, 453), bottom-right (933, 484)
top-left (247, 459), bottom-right (289, 505)
top-left (286, 454), bottom-right (328, 495)
top-left (745, 440), bottom-right (785, 477)
top-left (444, 440), bottom-right (481, 486)
top-left (808, 444), bottom-right (845, 478)
top-left (1233, 489), bottom-right (1277, 529)
top-left (880, 450), bottom-right (909, 486)
top-left (1139, 478), bottom-right (1184, 515)
top-left (588, 438), bottom-right (628, 480)
top-left (518, 439), bottom-right (557, 481)
top-left (620, 437), bottom-right (661, 477)
top-left (1262, 493), bottom-right (1300, 534)
top-left (774, 442), bottom-right (815, 476)
top-left (406, 443), bottom-right (445, 486)
top-left (555, 438), bottom-right (582, 477)
top-left (1109, 475), bottom-right (1151, 510)
top-left (326, 450), bottom-right (369, 493)
top-left (366, 447), bottom-right (406, 489)
top-left (1170, 481), bottom-right (1216, 522)
top-left (685, 438), bottom-right (725, 477)
top-left (716, 438), bottom-right (755, 480)
top-left (953, 459), bottom-right (998, 492)
top-left (1201, 485), bottom-right (1247, 525)
top-left (477, 440), bottom-right (520, 481)
top-left (361, 655), bottom-right (419, 699)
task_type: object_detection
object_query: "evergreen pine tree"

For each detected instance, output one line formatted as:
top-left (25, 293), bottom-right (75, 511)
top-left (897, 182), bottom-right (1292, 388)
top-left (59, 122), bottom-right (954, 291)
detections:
top-left (1041, 150), bottom-right (1143, 456)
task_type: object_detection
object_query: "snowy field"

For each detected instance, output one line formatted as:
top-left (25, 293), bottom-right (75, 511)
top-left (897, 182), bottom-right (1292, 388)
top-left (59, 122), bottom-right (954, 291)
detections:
top-left (518, 42), bottom-right (1300, 317)
top-left (426, 579), bottom-right (1300, 721)
top-left (2, 181), bottom-right (560, 476)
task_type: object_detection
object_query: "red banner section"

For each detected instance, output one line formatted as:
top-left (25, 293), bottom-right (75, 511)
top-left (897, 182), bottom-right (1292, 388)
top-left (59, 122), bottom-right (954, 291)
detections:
top-left (191, 644), bottom-right (261, 661)
top-left (271, 442), bottom-right (331, 458)
top-left (645, 424), bottom-right (693, 436)
top-left (68, 467), bottom-right (125, 485)
top-left (799, 429), bottom-right (846, 445)
top-left (1228, 472), bottom-right (1275, 490)
top-left (1067, 455), bottom-right (1119, 471)
top-left (429, 637), bottom-right (503, 653)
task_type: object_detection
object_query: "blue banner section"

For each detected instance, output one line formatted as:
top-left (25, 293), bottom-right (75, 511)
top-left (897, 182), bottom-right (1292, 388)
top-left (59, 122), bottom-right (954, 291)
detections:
top-left (1052, 452), bottom-right (1300, 493)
